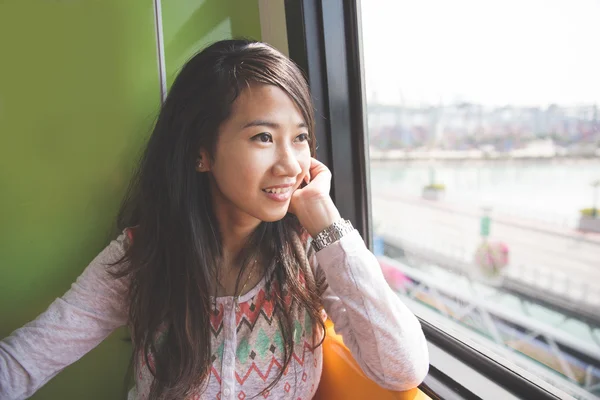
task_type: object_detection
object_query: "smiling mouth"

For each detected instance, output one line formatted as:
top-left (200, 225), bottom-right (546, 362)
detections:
top-left (261, 187), bottom-right (293, 194)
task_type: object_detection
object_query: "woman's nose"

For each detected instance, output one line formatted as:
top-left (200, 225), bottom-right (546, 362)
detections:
top-left (273, 145), bottom-right (303, 177)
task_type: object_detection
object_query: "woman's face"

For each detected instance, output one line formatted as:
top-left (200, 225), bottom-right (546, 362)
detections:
top-left (202, 83), bottom-right (311, 225)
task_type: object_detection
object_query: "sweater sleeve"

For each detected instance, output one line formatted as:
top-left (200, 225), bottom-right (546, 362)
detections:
top-left (0, 233), bottom-right (130, 400)
top-left (309, 229), bottom-right (429, 391)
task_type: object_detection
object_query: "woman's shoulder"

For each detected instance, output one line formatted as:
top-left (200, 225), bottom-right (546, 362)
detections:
top-left (98, 228), bottom-right (132, 268)
top-left (74, 229), bottom-right (132, 292)
top-left (52, 229), bottom-right (133, 324)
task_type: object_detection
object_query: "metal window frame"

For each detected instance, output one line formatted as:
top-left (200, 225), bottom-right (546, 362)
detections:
top-left (284, 1), bottom-right (568, 399)
top-left (285, 0), bottom-right (372, 248)
top-left (423, 320), bottom-right (567, 399)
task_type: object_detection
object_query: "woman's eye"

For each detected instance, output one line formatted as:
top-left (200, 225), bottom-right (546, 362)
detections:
top-left (296, 133), bottom-right (309, 143)
top-left (253, 133), bottom-right (272, 143)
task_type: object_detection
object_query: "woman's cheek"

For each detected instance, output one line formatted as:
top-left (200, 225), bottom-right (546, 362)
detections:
top-left (299, 151), bottom-right (311, 173)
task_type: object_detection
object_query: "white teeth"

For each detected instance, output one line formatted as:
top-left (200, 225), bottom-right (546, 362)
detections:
top-left (264, 187), bottom-right (290, 194)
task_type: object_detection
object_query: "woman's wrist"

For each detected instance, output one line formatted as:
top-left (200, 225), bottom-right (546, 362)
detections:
top-left (295, 197), bottom-right (342, 237)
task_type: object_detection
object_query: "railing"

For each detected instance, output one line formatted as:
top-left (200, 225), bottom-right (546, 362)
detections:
top-left (380, 233), bottom-right (600, 322)
top-left (378, 255), bottom-right (600, 399)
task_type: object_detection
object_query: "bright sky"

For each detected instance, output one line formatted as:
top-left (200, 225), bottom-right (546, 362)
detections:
top-left (360, 0), bottom-right (600, 107)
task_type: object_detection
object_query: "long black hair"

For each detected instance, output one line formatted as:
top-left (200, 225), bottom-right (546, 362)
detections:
top-left (112, 40), bottom-right (326, 399)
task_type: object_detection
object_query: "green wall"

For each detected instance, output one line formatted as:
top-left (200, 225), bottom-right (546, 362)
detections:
top-left (162, 0), bottom-right (262, 88)
top-left (0, 1), bottom-right (260, 398)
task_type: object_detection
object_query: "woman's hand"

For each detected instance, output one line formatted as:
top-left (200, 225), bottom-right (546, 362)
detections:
top-left (289, 158), bottom-right (341, 237)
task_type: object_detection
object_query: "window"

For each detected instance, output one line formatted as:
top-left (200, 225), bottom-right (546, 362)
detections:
top-left (361, 1), bottom-right (599, 399)
top-left (285, 0), bottom-right (599, 399)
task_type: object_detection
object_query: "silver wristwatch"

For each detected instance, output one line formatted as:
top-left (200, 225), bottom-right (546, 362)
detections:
top-left (311, 219), bottom-right (354, 252)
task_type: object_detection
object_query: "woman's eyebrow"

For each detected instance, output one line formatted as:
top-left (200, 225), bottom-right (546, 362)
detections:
top-left (242, 120), bottom-right (307, 129)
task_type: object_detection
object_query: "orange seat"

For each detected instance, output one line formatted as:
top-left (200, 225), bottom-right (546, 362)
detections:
top-left (314, 319), bottom-right (431, 400)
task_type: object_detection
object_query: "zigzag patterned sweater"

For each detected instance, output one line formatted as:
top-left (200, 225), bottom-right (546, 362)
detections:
top-left (0, 230), bottom-right (429, 400)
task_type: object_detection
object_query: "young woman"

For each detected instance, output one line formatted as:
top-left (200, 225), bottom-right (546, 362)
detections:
top-left (0, 40), bottom-right (428, 400)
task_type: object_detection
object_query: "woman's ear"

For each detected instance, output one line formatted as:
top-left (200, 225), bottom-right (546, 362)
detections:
top-left (196, 149), bottom-right (211, 172)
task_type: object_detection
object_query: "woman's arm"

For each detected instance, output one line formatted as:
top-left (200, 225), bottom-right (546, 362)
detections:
top-left (290, 157), bottom-right (428, 390)
top-left (0, 233), bottom-right (129, 400)
top-left (308, 230), bottom-right (430, 391)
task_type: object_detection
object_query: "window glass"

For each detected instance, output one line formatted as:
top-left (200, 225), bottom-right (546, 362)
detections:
top-left (360, 1), bottom-right (600, 398)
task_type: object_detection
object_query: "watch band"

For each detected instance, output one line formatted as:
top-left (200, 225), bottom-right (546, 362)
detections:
top-left (311, 219), bottom-right (354, 252)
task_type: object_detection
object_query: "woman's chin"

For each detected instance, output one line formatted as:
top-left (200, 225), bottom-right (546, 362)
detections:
top-left (258, 209), bottom-right (290, 223)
